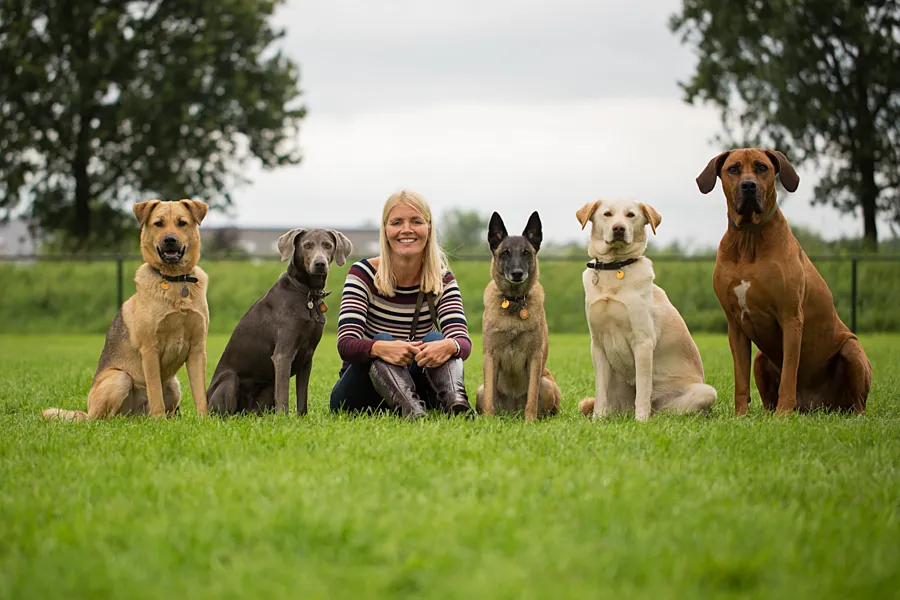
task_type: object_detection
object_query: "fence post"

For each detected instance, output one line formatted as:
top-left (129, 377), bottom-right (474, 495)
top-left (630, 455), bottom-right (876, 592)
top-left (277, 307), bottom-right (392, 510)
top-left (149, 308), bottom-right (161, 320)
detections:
top-left (116, 257), bottom-right (123, 309)
top-left (850, 257), bottom-right (858, 333)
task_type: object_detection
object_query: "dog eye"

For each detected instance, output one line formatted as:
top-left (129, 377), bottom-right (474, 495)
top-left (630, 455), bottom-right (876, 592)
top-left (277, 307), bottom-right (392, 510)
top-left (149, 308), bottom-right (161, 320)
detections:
top-left (500, 249), bottom-right (510, 257)
top-left (756, 163), bottom-right (768, 172)
top-left (303, 242), bottom-right (314, 249)
top-left (323, 242), bottom-right (333, 250)
top-left (626, 212), bottom-right (635, 218)
top-left (176, 220), bottom-right (188, 227)
top-left (154, 221), bottom-right (164, 227)
top-left (726, 165), bottom-right (739, 175)
top-left (603, 211), bottom-right (612, 217)
top-left (521, 249), bottom-right (530, 257)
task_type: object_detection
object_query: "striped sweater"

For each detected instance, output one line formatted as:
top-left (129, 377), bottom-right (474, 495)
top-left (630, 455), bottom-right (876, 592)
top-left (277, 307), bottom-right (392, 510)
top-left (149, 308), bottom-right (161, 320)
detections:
top-left (336, 259), bottom-right (473, 372)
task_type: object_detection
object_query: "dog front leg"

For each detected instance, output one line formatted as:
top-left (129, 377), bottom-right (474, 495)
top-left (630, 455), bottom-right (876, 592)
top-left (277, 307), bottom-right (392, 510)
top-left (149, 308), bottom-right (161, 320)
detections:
top-left (632, 339), bottom-right (654, 422)
top-left (726, 316), bottom-right (753, 415)
top-left (524, 355), bottom-right (543, 422)
top-left (590, 338), bottom-right (613, 419)
top-left (294, 358), bottom-right (312, 417)
top-left (140, 346), bottom-right (166, 418)
top-left (186, 343), bottom-right (209, 416)
top-left (776, 314), bottom-right (803, 415)
top-left (272, 348), bottom-right (294, 414)
top-left (481, 353), bottom-right (498, 416)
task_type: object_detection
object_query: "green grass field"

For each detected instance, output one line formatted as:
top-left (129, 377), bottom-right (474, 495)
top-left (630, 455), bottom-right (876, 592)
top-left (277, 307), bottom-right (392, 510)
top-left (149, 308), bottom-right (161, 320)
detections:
top-left (1, 333), bottom-right (899, 599)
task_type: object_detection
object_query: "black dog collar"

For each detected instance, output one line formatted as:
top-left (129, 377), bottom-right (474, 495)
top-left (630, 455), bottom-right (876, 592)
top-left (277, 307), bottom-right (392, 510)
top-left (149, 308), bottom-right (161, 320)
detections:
top-left (306, 289), bottom-right (332, 314)
top-left (586, 258), bottom-right (639, 271)
top-left (152, 268), bottom-right (199, 283)
top-left (501, 295), bottom-right (529, 319)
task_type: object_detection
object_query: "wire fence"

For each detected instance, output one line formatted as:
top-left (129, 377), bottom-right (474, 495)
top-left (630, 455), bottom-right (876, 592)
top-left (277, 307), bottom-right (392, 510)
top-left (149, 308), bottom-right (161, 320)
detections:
top-left (1, 253), bottom-right (899, 334)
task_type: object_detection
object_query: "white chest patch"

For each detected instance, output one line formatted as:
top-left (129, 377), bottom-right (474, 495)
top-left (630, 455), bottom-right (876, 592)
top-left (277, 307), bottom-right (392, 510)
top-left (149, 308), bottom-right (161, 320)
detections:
top-left (733, 280), bottom-right (751, 320)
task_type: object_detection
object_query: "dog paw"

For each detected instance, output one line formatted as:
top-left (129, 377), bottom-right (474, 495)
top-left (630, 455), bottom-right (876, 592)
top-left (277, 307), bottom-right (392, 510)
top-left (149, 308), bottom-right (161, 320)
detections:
top-left (634, 407), bottom-right (651, 422)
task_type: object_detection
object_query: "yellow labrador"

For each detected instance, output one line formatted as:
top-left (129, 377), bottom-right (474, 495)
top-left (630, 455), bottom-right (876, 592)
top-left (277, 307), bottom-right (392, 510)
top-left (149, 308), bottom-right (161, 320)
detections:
top-left (575, 197), bottom-right (716, 421)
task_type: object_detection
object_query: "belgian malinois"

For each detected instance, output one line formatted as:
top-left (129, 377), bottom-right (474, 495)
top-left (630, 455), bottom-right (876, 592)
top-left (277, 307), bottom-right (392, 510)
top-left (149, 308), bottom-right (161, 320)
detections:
top-left (43, 199), bottom-right (210, 420)
top-left (476, 211), bottom-right (561, 421)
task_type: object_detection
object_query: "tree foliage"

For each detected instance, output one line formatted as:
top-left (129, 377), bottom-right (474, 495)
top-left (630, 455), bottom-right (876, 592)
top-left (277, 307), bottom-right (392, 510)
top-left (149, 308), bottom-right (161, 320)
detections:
top-left (0, 0), bottom-right (305, 250)
top-left (670, 0), bottom-right (900, 249)
top-left (438, 209), bottom-right (489, 256)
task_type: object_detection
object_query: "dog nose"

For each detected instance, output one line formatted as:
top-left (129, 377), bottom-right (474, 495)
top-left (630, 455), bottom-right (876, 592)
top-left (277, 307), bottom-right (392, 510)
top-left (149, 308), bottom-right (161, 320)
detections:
top-left (510, 269), bottom-right (525, 282)
top-left (740, 179), bottom-right (758, 194)
top-left (313, 260), bottom-right (327, 272)
top-left (163, 234), bottom-right (179, 247)
top-left (612, 224), bottom-right (626, 238)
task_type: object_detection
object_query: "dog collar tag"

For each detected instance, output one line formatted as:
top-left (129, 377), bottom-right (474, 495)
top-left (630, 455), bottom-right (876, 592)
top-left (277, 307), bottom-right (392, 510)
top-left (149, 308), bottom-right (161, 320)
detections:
top-left (307, 301), bottom-right (314, 309)
top-left (181, 284), bottom-right (190, 298)
top-left (319, 303), bottom-right (328, 313)
top-left (616, 270), bottom-right (625, 279)
top-left (161, 281), bottom-right (169, 290)
top-left (519, 308), bottom-right (529, 320)
top-left (501, 299), bottom-right (510, 309)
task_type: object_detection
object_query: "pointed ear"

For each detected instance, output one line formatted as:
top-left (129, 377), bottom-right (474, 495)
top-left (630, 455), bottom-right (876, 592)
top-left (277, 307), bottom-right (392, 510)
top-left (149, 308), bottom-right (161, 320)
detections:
top-left (487, 212), bottom-right (508, 252)
top-left (575, 201), bottom-right (600, 230)
top-left (179, 199), bottom-right (208, 225)
top-left (639, 203), bottom-right (662, 235)
top-left (328, 229), bottom-right (353, 266)
top-left (522, 211), bottom-right (543, 253)
top-left (276, 228), bottom-right (308, 262)
top-left (133, 200), bottom-right (161, 227)
top-left (696, 151), bottom-right (730, 194)
top-left (765, 149), bottom-right (800, 193)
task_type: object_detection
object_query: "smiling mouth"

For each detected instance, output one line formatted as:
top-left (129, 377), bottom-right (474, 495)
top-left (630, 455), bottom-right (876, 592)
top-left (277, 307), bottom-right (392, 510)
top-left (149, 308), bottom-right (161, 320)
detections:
top-left (157, 246), bottom-right (185, 264)
top-left (397, 238), bottom-right (418, 244)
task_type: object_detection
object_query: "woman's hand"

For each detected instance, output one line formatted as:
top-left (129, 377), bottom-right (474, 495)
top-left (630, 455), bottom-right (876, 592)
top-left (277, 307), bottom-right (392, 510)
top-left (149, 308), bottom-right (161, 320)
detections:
top-left (414, 339), bottom-right (458, 369)
top-left (371, 340), bottom-right (422, 366)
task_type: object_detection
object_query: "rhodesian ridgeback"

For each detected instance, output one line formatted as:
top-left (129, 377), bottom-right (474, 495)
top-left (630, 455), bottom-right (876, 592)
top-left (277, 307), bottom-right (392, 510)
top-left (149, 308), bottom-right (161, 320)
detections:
top-left (697, 148), bottom-right (871, 415)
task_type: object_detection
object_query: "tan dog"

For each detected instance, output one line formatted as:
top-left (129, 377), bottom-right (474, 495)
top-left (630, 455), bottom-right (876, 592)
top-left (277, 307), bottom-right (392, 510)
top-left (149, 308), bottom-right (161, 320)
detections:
top-left (43, 199), bottom-right (211, 420)
top-left (575, 197), bottom-right (717, 421)
top-left (697, 148), bottom-right (871, 415)
top-left (476, 211), bottom-right (562, 421)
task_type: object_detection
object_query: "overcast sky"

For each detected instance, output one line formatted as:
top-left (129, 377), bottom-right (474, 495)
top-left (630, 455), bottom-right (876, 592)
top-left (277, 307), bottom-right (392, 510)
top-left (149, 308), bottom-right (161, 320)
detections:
top-left (207, 0), bottom-right (892, 252)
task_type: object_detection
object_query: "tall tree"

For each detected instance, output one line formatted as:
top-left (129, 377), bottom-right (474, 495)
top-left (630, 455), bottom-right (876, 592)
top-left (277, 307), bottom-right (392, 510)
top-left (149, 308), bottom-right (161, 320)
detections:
top-left (670, 0), bottom-right (900, 250)
top-left (0, 0), bottom-right (305, 250)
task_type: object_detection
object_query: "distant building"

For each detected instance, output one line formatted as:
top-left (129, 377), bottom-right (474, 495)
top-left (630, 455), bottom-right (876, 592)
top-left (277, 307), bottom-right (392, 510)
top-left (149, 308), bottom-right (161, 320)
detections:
top-left (200, 226), bottom-right (380, 258)
top-left (0, 220), bottom-right (36, 256)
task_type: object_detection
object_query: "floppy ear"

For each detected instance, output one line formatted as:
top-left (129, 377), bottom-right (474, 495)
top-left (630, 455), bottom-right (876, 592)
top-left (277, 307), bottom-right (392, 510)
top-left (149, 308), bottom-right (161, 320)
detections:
top-left (179, 199), bottom-right (209, 225)
top-left (276, 228), bottom-right (309, 262)
top-left (328, 229), bottom-right (353, 266)
top-left (639, 203), bottom-right (662, 235)
top-left (765, 149), bottom-right (800, 193)
top-left (522, 211), bottom-right (543, 253)
top-left (696, 151), bottom-right (730, 194)
top-left (487, 212), bottom-right (508, 252)
top-left (575, 200), bottom-right (600, 230)
top-left (133, 200), bottom-right (161, 227)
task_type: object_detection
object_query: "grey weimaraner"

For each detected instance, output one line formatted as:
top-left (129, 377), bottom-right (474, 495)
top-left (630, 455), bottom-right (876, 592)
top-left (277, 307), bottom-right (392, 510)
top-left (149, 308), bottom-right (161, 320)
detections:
top-left (207, 228), bottom-right (352, 415)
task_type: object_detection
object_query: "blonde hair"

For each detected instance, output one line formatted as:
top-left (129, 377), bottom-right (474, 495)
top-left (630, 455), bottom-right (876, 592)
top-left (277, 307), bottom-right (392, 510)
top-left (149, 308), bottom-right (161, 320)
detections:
top-left (374, 190), bottom-right (448, 297)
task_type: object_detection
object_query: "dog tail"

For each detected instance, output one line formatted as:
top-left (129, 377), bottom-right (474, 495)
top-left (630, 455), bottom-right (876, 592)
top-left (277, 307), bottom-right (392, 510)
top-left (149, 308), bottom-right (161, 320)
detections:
top-left (41, 408), bottom-right (88, 421)
top-left (578, 397), bottom-right (594, 417)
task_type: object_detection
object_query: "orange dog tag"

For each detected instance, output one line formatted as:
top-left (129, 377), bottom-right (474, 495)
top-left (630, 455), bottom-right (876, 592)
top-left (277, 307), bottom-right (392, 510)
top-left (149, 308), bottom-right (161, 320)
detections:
top-left (161, 281), bottom-right (169, 290)
top-left (501, 299), bottom-right (510, 309)
top-left (319, 303), bottom-right (328, 313)
top-left (616, 270), bottom-right (624, 279)
top-left (519, 308), bottom-right (529, 320)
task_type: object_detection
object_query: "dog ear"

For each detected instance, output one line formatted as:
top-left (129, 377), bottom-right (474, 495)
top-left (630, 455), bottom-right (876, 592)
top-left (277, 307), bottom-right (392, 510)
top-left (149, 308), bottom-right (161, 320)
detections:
top-left (487, 212), bottom-right (508, 252)
top-left (639, 203), bottom-right (662, 235)
top-left (764, 149), bottom-right (800, 193)
top-left (575, 201), bottom-right (600, 230)
top-left (696, 151), bottom-right (730, 194)
top-left (328, 229), bottom-right (353, 266)
top-left (179, 199), bottom-right (209, 225)
top-left (133, 200), bottom-right (161, 227)
top-left (276, 228), bottom-right (308, 262)
top-left (522, 211), bottom-right (543, 253)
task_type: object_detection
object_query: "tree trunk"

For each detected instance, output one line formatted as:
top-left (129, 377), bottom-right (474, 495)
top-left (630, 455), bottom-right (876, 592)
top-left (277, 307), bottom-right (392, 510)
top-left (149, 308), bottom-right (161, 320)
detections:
top-left (73, 121), bottom-right (91, 249)
top-left (859, 157), bottom-right (879, 251)
top-left (853, 49), bottom-right (879, 252)
top-left (70, 1), bottom-right (93, 250)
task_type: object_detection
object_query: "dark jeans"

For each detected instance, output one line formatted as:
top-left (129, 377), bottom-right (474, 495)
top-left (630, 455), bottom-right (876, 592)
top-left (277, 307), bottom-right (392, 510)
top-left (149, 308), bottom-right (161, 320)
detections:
top-left (330, 332), bottom-right (446, 413)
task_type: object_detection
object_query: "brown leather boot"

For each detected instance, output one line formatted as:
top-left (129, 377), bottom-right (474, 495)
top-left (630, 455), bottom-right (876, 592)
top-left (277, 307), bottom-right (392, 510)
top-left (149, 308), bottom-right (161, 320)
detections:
top-left (369, 360), bottom-right (427, 420)
top-left (425, 358), bottom-right (473, 415)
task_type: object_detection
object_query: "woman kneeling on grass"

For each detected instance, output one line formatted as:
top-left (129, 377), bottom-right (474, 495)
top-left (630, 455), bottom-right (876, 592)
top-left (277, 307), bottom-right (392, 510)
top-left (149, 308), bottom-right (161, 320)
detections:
top-left (330, 190), bottom-right (473, 418)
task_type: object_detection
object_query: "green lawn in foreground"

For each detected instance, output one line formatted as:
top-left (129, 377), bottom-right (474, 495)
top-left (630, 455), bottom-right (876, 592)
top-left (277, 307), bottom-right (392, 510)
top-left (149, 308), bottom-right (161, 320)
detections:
top-left (1, 333), bottom-right (899, 599)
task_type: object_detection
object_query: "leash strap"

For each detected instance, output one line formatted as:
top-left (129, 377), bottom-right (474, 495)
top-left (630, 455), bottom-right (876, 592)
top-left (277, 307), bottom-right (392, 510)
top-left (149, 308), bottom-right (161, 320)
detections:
top-left (408, 290), bottom-right (440, 341)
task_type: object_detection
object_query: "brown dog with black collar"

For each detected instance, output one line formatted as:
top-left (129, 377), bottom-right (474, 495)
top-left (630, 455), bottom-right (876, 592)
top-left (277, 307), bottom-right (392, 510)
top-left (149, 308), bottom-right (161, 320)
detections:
top-left (697, 148), bottom-right (871, 415)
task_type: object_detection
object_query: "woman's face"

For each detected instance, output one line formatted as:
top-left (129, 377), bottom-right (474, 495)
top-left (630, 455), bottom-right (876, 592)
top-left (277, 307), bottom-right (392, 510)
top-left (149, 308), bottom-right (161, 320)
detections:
top-left (385, 202), bottom-right (429, 260)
